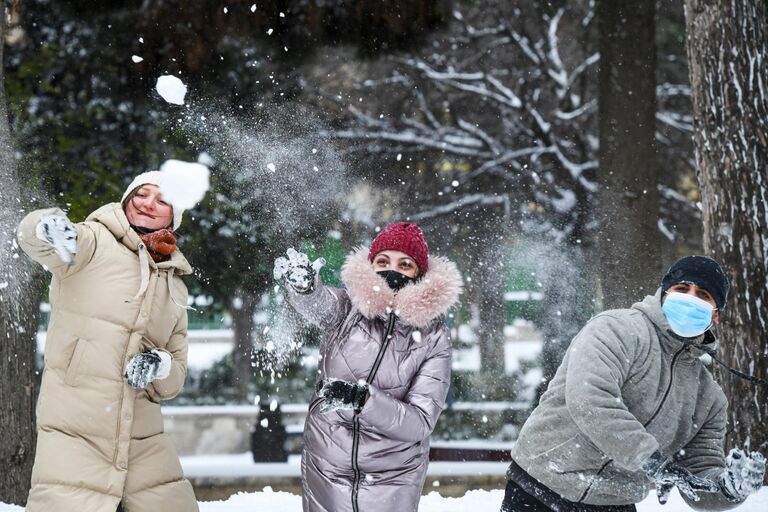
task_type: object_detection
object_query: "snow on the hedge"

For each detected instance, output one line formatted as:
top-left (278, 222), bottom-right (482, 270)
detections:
top-left (159, 159), bottom-right (210, 209)
top-left (156, 74), bottom-right (187, 105)
top-left (2, 487), bottom-right (767, 511)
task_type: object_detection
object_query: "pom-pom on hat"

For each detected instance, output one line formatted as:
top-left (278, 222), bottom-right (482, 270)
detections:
top-left (121, 171), bottom-right (183, 231)
top-left (368, 222), bottom-right (429, 273)
top-left (661, 255), bottom-right (730, 310)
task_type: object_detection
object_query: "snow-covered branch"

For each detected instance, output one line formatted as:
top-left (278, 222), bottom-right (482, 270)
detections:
top-left (409, 193), bottom-right (510, 221)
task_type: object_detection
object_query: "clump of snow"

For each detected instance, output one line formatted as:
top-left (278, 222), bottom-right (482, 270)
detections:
top-left (197, 152), bottom-right (215, 166)
top-left (155, 75), bottom-right (187, 105)
top-left (131, 55), bottom-right (144, 63)
top-left (158, 159), bottom-right (210, 210)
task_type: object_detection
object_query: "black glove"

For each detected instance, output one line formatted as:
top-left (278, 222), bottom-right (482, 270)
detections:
top-left (317, 378), bottom-right (368, 413)
top-left (124, 350), bottom-right (170, 389)
top-left (273, 248), bottom-right (326, 293)
top-left (643, 451), bottom-right (720, 504)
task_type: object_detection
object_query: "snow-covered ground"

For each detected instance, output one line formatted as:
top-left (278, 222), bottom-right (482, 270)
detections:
top-left (2, 487), bottom-right (767, 511)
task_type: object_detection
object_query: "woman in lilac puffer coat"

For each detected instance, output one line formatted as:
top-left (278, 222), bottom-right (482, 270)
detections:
top-left (274, 222), bottom-right (462, 512)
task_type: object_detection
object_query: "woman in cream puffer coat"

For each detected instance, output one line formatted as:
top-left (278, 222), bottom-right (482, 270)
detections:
top-left (17, 172), bottom-right (198, 512)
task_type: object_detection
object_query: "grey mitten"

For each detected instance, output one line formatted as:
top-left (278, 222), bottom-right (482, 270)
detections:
top-left (124, 349), bottom-right (172, 388)
top-left (273, 248), bottom-right (325, 293)
top-left (35, 214), bottom-right (77, 265)
top-left (720, 448), bottom-right (766, 501)
top-left (642, 451), bottom-right (720, 504)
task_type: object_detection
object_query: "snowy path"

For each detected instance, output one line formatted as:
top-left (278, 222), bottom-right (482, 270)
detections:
top-left (2, 487), bottom-right (766, 511)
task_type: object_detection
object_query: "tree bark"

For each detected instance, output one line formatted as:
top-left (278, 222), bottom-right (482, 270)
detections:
top-left (597, 0), bottom-right (662, 309)
top-left (0, 7), bottom-right (41, 505)
top-left (685, 0), bottom-right (768, 451)
top-left (231, 289), bottom-right (259, 403)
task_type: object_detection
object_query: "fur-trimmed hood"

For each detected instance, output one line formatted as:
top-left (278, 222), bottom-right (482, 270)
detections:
top-left (340, 247), bottom-right (463, 328)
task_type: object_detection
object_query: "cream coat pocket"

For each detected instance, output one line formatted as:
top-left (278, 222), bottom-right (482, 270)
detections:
top-left (64, 338), bottom-right (87, 386)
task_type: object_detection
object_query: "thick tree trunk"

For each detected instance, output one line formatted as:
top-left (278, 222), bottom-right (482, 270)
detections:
top-left (231, 289), bottom-right (259, 403)
top-left (685, 0), bottom-right (768, 451)
top-left (0, 9), bottom-right (41, 505)
top-left (597, 0), bottom-right (662, 309)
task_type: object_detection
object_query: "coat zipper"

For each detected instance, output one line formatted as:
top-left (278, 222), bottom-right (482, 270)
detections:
top-left (114, 268), bottom-right (159, 468)
top-left (577, 344), bottom-right (687, 503)
top-left (351, 311), bottom-right (396, 512)
top-left (643, 345), bottom-right (687, 428)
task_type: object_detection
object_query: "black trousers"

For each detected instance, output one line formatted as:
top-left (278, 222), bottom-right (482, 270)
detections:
top-left (501, 463), bottom-right (638, 512)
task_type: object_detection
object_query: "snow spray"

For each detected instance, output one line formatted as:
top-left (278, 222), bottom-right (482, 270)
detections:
top-left (162, 83), bottom-right (354, 376)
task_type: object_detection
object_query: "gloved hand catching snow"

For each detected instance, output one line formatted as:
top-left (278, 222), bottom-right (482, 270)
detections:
top-left (317, 378), bottom-right (368, 413)
top-left (273, 248), bottom-right (326, 294)
top-left (124, 349), bottom-right (172, 389)
top-left (642, 451), bottom-right (720, 504)
top-left (720, 448), bottom-right (766, 502)
top-left (35, 214), bottom-right (77, 266)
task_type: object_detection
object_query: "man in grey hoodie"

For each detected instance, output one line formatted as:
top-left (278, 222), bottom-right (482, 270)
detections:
top-left (502, 256), bottom-right (765, 511)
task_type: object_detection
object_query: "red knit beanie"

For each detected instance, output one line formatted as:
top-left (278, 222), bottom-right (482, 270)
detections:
top-left (368, 222), bottom-right (429, 273)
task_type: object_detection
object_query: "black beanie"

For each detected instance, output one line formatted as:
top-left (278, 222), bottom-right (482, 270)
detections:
top-left (661, 256), bottom-right (730, 310)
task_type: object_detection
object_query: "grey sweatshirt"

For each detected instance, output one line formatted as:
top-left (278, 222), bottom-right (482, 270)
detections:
top-left (510, 291), bottom-right (741, 511)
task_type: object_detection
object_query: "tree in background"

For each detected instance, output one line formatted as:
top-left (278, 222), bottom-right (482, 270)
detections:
top-left (685, 0), bottom-right (768, 450)
top-left (327, 0), bottom-right (698, 390)
top-left (597, 0), bottom-right (662, 309)
top-left (329, 0), bottom-right (601, 378)
top-left (5, 0), bottom-right (449, 404)
top-left (0, 4), bottom-right (43, 505)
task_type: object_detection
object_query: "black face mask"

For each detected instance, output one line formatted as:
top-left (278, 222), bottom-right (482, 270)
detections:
top-left (377, 270), bottom-right (416, 291)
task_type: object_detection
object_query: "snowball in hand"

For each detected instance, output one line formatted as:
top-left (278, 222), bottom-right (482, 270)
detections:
top-left (158, 159), bottom-right (210, 209)
top-left (155, 75), bottom-right (187, 105)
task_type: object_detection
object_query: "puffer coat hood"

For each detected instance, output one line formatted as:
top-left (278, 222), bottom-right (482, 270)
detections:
top-left (510, 291), bottom-right (738, 511)
top-left (285, 248), bottom-right (462, 512)
top-left (17, 203), bottom-right (198, 512)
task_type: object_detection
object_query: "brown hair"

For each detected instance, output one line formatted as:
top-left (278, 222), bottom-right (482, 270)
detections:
top-left (122, 185), bottom-right (174, 231)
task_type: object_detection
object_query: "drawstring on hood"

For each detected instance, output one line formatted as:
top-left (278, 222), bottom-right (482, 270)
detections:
top-left (167, 270), bottom-right (195, 311)
top-left (128, 243), bottom-right (151, 303)
top-left (125, 242), bottom-right (195, 311)
top-left (685, 332), bottom-right (768, 387)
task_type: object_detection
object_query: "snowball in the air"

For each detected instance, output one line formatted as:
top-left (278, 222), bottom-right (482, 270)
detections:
top-left (155, 75), bottom-right (187, 105)
top-left (131, 55), bottom-right (144, 63)
top-left (158, 159), bottom-right (210, 209)
top-left (197, 152), bottom-right (215, 166)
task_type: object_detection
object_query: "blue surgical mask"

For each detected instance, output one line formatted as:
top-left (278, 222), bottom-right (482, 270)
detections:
top-left (662, 292), bottom-right (714, 338)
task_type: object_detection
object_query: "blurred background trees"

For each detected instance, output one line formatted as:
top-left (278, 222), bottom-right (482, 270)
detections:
top-left (3, 0), bottom-right (760, 502)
